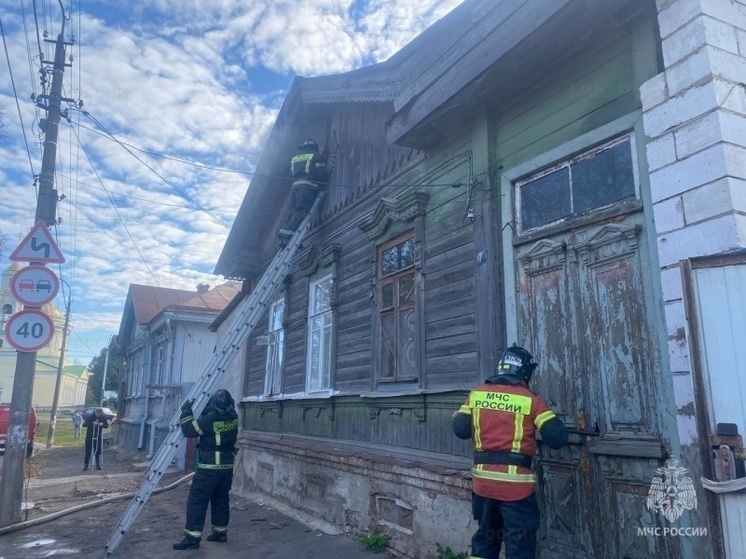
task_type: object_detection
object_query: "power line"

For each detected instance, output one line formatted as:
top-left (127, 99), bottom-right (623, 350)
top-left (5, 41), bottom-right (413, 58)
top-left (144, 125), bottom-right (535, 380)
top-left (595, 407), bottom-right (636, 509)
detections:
top-left (54, 171), bottom-right (219, 210)
top-left (0, 16), bottom-right (37, 182)
top-left (79, 111), bottom-right (231, 230)
top-left (69, 125), bottom-right (161, 287)
top-left (71, 115), bottom-right (466, 190)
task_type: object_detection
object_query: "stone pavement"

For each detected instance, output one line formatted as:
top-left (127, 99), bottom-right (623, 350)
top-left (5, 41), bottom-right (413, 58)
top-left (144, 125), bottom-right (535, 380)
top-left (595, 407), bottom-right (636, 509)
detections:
top-left (0, 445), bottom-right (384, 559)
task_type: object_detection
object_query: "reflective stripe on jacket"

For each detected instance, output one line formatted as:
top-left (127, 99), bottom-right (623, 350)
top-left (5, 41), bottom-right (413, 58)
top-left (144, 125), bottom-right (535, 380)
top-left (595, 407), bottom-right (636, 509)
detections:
top-left (291, 152), bottom-right (328, 184)
top-left (180, 409), bottom-right (238, 470)
top-left (458, 383), bottom-right (557, 501)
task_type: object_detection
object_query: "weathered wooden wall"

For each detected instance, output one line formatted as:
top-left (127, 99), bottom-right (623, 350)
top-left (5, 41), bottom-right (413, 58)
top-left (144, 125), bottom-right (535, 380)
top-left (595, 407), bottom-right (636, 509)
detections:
top-left (241, 122), bottom-right (487, 455)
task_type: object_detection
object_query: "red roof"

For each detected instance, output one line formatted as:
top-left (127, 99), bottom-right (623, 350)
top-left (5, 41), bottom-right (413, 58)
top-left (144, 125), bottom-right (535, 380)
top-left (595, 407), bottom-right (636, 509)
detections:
top-left (128, 282), bottom-right (241, 325)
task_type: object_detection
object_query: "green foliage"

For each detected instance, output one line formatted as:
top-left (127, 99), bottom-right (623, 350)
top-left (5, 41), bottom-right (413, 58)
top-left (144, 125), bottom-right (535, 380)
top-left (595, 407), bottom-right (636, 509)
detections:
top-left (359, 527), bottom-right (390, 554)
top-left (86, 344), bottom-right (121, 405)
top-left (435, 543), bottom-right (468, 559)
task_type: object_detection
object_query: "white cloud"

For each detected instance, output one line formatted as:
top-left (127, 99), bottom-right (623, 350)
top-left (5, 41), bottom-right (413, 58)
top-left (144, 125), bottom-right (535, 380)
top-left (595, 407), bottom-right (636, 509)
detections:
top-left (1, 0), bottom-right (466, 364)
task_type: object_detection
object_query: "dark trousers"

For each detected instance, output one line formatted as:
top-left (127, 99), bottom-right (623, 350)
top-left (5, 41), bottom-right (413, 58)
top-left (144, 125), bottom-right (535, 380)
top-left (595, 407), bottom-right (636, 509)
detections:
top-left (84, 425), bottom-right (103, 465)
top-left (281, 182), bottom-right (319, 233)
top-left (471, 492), bottom-right (540, 559)
top-left (185, 468), bottom-right (233, 535)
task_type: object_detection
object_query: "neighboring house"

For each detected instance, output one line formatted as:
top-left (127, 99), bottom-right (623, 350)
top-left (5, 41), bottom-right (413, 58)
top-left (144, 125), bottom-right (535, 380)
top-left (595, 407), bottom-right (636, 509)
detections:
top-left (58, 365), bottom-right (89, 409)
top-left (115, 282), bottom-right (241, 468)
top-left (0, 262), bottom-right (85, 409)
top-left (213, 1), bottom-right (744, 557)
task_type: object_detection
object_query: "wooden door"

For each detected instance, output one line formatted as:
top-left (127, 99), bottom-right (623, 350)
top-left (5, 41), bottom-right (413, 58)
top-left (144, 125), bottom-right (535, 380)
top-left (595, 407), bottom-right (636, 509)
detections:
top-left (516, 214), bottom-right (681, 558)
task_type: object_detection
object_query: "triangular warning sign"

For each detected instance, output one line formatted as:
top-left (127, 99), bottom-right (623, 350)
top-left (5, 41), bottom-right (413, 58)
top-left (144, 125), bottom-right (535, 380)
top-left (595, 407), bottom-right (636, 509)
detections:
top-left (10, 221), bottom-right (65, 263)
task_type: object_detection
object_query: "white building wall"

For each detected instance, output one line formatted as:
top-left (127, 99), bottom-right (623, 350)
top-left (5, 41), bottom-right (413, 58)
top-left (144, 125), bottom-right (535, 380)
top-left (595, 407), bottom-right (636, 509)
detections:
top-left (642, 0), bottom-right (746, 556)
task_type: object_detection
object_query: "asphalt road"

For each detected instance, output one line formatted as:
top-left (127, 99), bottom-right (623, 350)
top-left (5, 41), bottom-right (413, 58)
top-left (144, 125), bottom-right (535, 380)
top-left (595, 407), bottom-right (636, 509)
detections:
top-left (0, 445), bottom-right (384, 559)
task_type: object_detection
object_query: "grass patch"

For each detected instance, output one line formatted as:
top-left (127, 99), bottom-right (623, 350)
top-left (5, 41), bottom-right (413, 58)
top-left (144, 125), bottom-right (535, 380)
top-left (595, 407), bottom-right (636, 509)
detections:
top-left (435, 543), bottom-right (468, 559)
top-left (359, 527), bottom-right (390, 554)
top-left (35, 414), bottom-right (85, 447)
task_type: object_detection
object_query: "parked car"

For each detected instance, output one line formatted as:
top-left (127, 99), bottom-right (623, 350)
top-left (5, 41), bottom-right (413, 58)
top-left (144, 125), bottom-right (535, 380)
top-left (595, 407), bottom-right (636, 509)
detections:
top-left (80, 407), bottom-right (116, 422)
top-left (0, 402), bottom-right (38, 458)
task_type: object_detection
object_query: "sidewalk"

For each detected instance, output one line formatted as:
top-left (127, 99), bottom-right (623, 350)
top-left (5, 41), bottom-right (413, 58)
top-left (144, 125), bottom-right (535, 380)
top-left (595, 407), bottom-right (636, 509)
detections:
top-left (0, 445), bottom-right (384, 559)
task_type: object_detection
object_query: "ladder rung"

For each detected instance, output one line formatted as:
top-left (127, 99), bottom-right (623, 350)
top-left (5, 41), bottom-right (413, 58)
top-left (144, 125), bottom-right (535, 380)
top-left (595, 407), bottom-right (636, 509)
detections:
top-left (105, 194), bottom-right (324, 554)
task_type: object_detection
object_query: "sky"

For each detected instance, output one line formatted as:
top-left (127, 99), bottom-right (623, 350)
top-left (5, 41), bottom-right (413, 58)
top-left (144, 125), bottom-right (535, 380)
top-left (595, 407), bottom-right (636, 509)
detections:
top-left (0, 0), bottom-right (464, 366)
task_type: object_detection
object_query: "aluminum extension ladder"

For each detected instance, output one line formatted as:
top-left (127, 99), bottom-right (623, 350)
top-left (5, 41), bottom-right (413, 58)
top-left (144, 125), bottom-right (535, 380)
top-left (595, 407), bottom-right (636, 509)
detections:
top-left (105, 194), bottom-right (324, 554)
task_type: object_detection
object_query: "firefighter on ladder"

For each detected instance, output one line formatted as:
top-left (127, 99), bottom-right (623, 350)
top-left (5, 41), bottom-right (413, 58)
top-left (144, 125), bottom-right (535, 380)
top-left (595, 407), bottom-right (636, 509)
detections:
top-left (452, 345), bottom-right (569, 559)
top-left (277, 138), bottom-right (330, 249)
top-left (173, 389), bottom-right (239, 550)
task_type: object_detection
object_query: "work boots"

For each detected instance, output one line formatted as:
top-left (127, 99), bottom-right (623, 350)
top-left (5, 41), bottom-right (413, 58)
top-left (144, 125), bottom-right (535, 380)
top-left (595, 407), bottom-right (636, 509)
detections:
top-left (172, 535), bottom-right (200, 550)
top-left (206, 531), bottom-right (227, 543)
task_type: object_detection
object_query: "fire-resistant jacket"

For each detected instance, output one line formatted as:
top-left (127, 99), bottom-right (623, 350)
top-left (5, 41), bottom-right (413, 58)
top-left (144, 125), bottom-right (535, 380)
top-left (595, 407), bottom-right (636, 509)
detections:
top-left (291, 151), bottom-right (328, 186)
top-left (453, 378), bottom-right (568, 501)
top-left (180, 406), bottom-right (239, 470)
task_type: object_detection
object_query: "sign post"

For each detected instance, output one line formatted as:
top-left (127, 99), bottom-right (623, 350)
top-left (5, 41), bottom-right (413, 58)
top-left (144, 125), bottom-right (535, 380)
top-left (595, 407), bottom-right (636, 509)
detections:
top-left (0, 222), bottom-right (65, 527)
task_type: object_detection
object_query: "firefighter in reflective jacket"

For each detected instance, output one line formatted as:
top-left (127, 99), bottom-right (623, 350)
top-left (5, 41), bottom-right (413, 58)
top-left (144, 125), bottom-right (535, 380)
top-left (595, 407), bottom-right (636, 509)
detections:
top-left (452, 346), bottom-right (568, 559)
top-left (173, 389), bottom-right (239, 550)
top-left (277, 138), bottom-right (329, 249)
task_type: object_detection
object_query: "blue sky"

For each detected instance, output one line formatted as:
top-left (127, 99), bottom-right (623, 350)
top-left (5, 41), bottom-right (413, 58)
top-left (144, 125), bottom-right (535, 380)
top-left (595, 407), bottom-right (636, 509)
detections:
top-left (0, 0), bottom-right (463, 365)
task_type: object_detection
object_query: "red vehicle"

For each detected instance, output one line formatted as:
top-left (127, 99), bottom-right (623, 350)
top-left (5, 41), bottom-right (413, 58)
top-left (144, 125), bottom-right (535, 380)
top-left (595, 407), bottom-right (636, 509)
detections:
top-left (0, 403), bottom-right (38, 458)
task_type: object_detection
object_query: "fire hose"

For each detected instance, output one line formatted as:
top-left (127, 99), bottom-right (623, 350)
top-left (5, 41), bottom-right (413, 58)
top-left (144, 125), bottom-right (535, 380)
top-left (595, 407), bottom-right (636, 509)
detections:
top-left (0, 472), bottom-right (194, 537)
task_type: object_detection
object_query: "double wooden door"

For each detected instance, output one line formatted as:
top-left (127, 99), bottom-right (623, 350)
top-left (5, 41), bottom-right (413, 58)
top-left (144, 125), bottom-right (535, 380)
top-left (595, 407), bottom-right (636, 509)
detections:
top-left (514, 212), bottom-right (687, 558)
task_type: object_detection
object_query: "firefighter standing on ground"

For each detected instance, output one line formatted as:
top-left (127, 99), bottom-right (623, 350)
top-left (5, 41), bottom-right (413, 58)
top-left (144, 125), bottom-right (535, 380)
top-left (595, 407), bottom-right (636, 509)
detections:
top-left (173, 389), bottom-right (239, 550)
top-left (452, 345), bottom-right (568, 559)
top-left (277, 138), bottom-right (329, 249)
top-left (83, 408), bottom-right (109, 471)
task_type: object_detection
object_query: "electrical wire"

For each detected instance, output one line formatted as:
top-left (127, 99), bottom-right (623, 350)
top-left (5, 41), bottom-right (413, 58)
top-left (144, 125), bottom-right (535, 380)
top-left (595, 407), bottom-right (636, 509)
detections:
top-left (72, 115), bottom-right (469, 190)
top-left (0, 16), bottom-right (38, 183)
top-left (79, 111), bottom-right (231, 230)
top-left (54, 171), bottom-right (218, 210)
top-left (69, 125), bottom-right (161, 287)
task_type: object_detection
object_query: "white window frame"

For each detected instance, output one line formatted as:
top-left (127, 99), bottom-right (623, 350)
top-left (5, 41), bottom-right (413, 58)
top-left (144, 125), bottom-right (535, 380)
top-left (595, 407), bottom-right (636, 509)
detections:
top-left (306, 274), bottom-right (334, 393)
top-left (264, 298), bottom-right (286, 396)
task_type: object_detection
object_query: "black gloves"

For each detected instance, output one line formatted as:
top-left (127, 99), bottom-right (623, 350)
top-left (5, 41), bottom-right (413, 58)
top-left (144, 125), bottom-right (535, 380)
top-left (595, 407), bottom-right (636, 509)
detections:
top-left (181, 399), bottom-right (194, 413)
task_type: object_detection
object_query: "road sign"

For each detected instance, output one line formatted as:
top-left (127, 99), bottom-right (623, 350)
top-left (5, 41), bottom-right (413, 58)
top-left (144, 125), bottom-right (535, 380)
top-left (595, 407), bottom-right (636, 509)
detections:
top-left (4, 310), bottom-right (55, 352)
top-left (9, 221), bottom-right (65, 263)
top-left (10, 266), bottom-right (59, 306)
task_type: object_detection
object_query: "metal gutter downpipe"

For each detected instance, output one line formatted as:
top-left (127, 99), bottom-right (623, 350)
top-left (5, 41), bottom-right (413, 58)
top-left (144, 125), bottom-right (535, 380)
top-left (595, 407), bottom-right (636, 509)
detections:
top-left (137, 333), bottom-right (153, 450)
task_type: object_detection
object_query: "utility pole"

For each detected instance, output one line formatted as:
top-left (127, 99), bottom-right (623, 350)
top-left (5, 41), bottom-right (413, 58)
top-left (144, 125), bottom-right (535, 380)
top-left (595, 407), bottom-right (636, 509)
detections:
top-left (100, 336), bottom-right (111, 407)
top-left (0, 8), bottom-right (71, 526)
top-left (46, 298), bottom-right (72, 448)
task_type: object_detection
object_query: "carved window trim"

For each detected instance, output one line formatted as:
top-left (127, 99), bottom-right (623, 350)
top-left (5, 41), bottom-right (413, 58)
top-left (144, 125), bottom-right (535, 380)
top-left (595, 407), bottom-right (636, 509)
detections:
top-left (360, 192), bottom-right (428, 390)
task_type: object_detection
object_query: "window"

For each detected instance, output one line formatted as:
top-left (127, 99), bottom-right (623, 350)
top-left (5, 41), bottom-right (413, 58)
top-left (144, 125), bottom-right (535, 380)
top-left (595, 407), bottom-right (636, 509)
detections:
top-left (155, 346), bottom-right (166, 385)
top-left (306, 274), bottom-right (333, 392)
top-left (378, 233), bottom-right (417, 381)
top-left (517, 135), bottom-right (636, 232)
top-left (264, 298), bottom-right (285, 396)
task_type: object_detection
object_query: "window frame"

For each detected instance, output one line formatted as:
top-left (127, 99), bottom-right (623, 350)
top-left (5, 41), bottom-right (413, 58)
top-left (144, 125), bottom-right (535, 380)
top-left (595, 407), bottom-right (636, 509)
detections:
top-left (515, 133), bottom-right (640, 235)
top-left (376, 232), bottom-right (418, 383)
top-left (264, 297), bottom-right (286, 396)
top-left (305, 273), bottom-right (334, 394)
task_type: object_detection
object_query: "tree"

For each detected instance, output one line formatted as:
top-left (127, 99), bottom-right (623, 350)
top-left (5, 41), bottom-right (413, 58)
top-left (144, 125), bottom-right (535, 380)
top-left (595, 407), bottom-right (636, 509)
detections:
top-left (86, 343), bottom-right (121, 406)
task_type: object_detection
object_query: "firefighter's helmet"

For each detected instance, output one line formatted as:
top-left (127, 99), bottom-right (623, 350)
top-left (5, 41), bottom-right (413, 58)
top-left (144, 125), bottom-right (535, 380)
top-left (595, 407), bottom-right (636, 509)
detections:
top-left (211, 389), bottom-right (235, 414)
top-left (496, 345), bottom-right (538, 384)
top-left (297, 138), bottom-right (319, 152)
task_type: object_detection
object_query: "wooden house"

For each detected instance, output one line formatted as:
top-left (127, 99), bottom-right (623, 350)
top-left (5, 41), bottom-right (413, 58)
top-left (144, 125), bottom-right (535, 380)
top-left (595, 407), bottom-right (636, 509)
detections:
top-left (115, 282), bottom-right (240, 468)
top-left (214, 0), bottom-right (746, 557)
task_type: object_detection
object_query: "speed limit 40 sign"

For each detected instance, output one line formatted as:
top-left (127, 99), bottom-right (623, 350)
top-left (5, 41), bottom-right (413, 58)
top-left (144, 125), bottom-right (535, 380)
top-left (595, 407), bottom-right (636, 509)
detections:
top-left (4, 309), bottom-right (55, 352)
